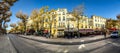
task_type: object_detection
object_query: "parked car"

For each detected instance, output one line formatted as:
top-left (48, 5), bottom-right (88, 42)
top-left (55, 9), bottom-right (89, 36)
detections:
top-left (34, 30), bottom-right (43, 36)
top-left (110, 31), bottom-right (119, 38)
top-left (26, 29), bottom-right (35, 35)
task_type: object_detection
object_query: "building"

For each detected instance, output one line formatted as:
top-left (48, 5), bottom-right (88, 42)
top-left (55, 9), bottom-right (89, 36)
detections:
top-left (91, 15), bottom-right (107, 30)
top-left (79, 15), bottom-right (90, 29)
top-left (26, 8), bottom-right (108, 37)
top-left (55, 8), bottom-right (69, 37)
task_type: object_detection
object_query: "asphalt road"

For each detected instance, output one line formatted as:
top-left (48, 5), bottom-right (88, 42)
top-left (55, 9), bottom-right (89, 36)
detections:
top-left (8, 34), bottom-right (54, 53)
top-left (7, 34), bottom-right (120, 53)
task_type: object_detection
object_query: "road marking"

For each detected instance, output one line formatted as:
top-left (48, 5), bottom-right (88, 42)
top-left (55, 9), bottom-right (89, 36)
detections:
top-left (78, 44), bottom-right (86, 49)
top-left (64, 49), bottom-right (68, 53)
top-left (69, 41), bottom-right (73, 43)
top-left (57, 49), bottom-right (63, 52)
top-left (80, 40), bottom-right (85, 42)
top-left (7, 36), bottom-right (10, 40)
top-left (107, 41), bottom-right (120, 47)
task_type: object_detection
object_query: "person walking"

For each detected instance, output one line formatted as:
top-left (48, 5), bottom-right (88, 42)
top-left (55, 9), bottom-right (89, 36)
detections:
top-left (104, 32), bottom-right (106, 38)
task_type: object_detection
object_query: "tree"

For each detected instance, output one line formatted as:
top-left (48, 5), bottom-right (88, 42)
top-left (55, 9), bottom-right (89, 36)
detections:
top-left (72, 4), bottom-right (84, 37)
top-left (38, 6), bottom-right (48, 30)
top-left (16, 11), bottom-right (28, 35)
top-left (17, 21), bottom-right (24, 34)
top-left (117, 14), bottom-right (120, 20)
top-left (0, 0), bottom-right (17, 34)
top-left (3, 18), bottom-right (10, 28)
top-left (10, 23), bottom-right (16, 28)
top-left (47, 9), bottom-right (57, 38)
top-left (10, 23), bottom-right (16, 33)
top-left (29, 9), bottom-right (39, 31)
top-left (106, 19), bottom-right (118, 29)
top-left (117, 14), bottom-right (120, 29)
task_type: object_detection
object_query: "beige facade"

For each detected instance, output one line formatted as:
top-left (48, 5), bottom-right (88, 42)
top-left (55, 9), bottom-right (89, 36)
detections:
top-left (26, 8), bottom-right (107, 37)
top-left (91, 15), bottom-right (106, 30)
top-left (79, 15), bottom-right (91, 29)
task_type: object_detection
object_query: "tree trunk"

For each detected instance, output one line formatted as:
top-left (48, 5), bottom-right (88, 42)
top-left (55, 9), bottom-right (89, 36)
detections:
top-left (0, 21), bottom-right (3, 34)
top-left (49, 22), bottom-right (52, 38)
top-left (3, 21), bottom-right (6, 34)
top-left (77, 17), bottom-right (80, 37)
top-left (23, 20), bottom-right (26, 35)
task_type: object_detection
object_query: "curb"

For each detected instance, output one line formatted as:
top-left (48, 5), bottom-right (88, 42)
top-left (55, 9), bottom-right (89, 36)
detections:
top-left (18, 35), bottom-right (110, 45)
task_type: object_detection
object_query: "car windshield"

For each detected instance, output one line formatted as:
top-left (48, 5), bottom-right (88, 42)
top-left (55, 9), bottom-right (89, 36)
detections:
top-left (112, 32), bottom-right (118, 34)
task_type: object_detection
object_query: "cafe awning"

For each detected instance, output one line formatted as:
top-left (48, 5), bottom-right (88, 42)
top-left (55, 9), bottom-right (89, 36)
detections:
top-left (79, 29), bottom-right (94, 32)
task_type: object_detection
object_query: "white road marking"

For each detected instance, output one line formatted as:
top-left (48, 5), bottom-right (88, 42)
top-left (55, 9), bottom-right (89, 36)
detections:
top-left (78, 44), bottom-right (86, 49)
top-left (107, 41), bottom-right (120, 47)
top-left (57, 49), bottom-right (63, 52)
top-left (69, 41), bottom-right (73, 43)
top-left (80, 40), bottom-right (85, 42)
top-left (64, 49), bottom-right (68, 53)
top-left (7, 36), bottom-right (10, 40)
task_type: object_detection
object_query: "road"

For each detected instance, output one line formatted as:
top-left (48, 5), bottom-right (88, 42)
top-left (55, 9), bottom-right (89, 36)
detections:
top-left (5, 34), bottom-right (120, 53)
top-left (8, 34), bottom-right (54, 53)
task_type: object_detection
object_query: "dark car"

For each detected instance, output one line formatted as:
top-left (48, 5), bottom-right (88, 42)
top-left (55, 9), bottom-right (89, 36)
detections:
top-left (26, 29), bottom-right (35, 35)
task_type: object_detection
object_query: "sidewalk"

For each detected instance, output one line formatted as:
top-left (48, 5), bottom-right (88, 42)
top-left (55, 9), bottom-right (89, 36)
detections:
top-left (18, 35), bottom-right (110, 45)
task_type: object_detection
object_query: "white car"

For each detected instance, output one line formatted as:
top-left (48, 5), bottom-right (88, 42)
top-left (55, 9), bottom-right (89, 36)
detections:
top-left (110, 31), bottom-right (119, 38)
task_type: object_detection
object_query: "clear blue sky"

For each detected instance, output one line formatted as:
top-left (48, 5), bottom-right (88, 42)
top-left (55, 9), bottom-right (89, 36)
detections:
top-left (7, 0), bottom-right (120, 30)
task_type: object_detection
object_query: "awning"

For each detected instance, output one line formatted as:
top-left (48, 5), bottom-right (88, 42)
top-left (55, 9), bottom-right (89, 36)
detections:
top-left (79, 29), bottom-right (94, 32)
top-left (64, 28), bottom-right (78, 32)
top-left (43, 30), bottom-right (48, 33)
top-left (109, 28), bottom-right (117, 31)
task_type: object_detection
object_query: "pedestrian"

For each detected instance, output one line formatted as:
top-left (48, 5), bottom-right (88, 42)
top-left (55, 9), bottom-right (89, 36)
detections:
top-left (104, 32), bottom-right (106, 38)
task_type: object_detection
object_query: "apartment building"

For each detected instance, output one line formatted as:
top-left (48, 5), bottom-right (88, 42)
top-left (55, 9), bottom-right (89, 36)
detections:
top-left (91, 15), bottom-right (106, 30)
top-left (27, 8), bottom-right (107, 37)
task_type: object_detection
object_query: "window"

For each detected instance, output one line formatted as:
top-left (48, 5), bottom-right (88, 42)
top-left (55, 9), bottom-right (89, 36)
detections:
top-left (59, 17), bottom-right (61, 21)
top-left (54, 24), bottom-right (56, 27)
top-left (96, 24), bottom-right (97, 27)
top-left (63, 23), bottom-right (65, 27)
top-left (59, 23), bottom-right (60, 27)
top-left (63, 12), bottom-right (65, 15)
top-left (85, 26), bottom-right (87, 28)
top-left (45, 19), bottom-right (48, 22)
top-left (45, 24), bottom-right (47, 27)
top-left (89, 26), bottom-right (90, 28)
top-left (81, 26), bottom-right (83, 28)
top-left (95, 19), bottom-right (97, 22)
top-left (59, 13), bottom-right (61, 15)
top-left (63, 16), bottom-right (65, 21)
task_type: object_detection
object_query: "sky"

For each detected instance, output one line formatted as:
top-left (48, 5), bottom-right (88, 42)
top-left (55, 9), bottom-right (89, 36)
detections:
top-left (6, 0), bottom-right (120, 30)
